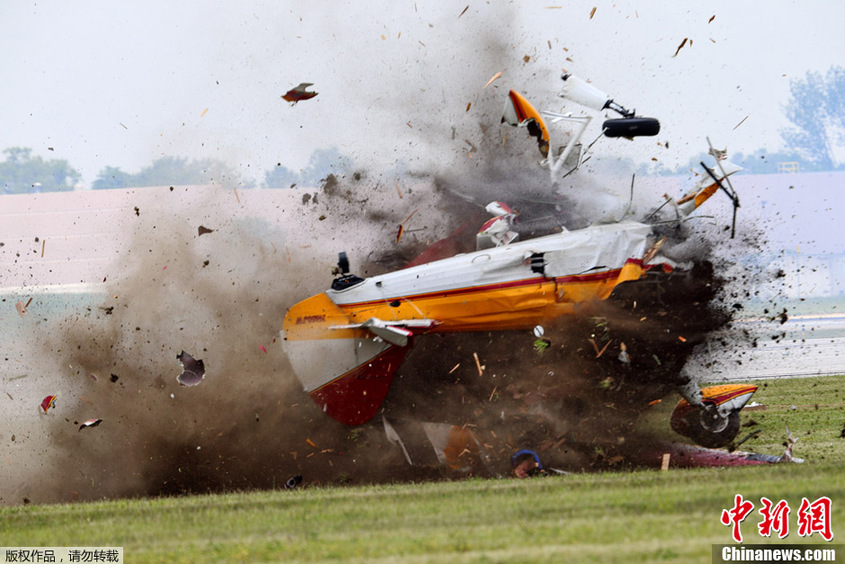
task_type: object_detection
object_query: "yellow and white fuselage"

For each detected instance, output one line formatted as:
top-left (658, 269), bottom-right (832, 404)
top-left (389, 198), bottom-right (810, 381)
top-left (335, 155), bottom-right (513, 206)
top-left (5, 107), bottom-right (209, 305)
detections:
top-left (282, 221), bottom-right (672, 425)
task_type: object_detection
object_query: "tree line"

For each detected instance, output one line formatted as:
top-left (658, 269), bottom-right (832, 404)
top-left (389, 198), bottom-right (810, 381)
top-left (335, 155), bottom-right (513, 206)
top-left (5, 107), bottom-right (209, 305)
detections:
top-left (0, 145), bottom-right (351, 195)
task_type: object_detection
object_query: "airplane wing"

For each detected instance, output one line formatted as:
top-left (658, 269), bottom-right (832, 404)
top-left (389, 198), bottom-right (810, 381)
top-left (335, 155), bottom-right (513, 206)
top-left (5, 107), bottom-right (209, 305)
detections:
top-left (281, 292), bottom-right (433, 425)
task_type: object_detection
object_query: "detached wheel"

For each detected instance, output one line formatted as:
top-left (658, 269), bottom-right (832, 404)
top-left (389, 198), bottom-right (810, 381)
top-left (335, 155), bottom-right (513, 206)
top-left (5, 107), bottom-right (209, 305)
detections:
top-left (602, 117), bottom-right (660, 138)
top-left (685, 409), bottom-right (740, 448)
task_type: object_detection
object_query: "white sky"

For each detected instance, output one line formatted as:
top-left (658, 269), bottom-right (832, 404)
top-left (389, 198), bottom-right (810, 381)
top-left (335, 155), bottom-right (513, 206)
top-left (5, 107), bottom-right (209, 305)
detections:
top-left (1, 1), bottom-right (843, 188)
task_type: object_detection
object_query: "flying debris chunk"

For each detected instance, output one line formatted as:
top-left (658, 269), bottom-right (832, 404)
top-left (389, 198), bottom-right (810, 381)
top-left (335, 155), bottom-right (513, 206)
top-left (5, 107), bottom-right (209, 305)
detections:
top-left (285, 475), bottom-right (303, 489)
top-left (733, 115), bottom-right (749, 130)
top-left (673, 38), bottom-right (689, 57)
top-left (483, 71), bottom-right (503, 89)
top-left (40, 395), bottom-right (58, 414)
top-left (589, 6), bottom-right (596, 19)
top-left (79, 418), bottom-right (103, 431)
top-left (502, 90), bottom-right (550, 157)
top-left (15, 298), bottom-right (32, 317)
top-left (473, 352), bottom-right (485, 376)
top-left (384, 417), bottom-right (492, 474)
top-left (618, 342), bottom-right (630, 365)
top-left (282, 83), bottom-right (318, 104)
top-left (176, 350), bottom-right (206, 387)
top-left (198, 225), bottom-right (214, 236)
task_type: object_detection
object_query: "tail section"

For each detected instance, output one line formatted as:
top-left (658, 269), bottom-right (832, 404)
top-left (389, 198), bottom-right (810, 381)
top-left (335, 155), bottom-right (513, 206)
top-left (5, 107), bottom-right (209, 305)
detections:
top-left (282, 293), bottom-right (409, 425)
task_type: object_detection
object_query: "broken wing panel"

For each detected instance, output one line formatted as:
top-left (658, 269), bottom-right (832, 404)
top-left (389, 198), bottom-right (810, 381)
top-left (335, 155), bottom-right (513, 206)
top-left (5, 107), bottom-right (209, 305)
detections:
top-left (677, 161), bottom-right (743, 215)
top-left (384, 417), bottom-right (492, 474)
top-left (502, 90), bottom-right (550, 158)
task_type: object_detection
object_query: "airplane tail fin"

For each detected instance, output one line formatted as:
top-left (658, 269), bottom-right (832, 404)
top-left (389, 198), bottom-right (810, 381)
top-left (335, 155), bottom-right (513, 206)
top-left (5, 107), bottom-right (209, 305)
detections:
top-left (281, 293), bottom-right (410, 425)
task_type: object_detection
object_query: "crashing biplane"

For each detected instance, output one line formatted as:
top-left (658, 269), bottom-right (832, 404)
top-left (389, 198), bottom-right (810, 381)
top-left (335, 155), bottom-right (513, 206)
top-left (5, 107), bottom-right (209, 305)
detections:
top-left (281, 71), bottom-right (751, 448)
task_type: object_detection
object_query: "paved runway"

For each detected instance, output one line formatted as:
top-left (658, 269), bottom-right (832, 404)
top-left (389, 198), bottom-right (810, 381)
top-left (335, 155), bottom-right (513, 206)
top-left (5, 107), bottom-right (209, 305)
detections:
top-left (687, 315), bottom-right (845, 382)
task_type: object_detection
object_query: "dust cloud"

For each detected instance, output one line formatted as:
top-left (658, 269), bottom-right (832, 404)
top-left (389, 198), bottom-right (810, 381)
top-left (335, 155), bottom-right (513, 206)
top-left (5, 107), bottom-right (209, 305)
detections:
top-left (2, 5), bottom-right (762, 504)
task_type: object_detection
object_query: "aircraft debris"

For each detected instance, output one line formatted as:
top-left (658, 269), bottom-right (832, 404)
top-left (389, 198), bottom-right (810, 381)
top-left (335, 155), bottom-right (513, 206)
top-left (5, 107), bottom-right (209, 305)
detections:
top-left (40, 395), bottom-right (58, 414)
top-left (476, 201), bottom-right (518, 249)
top-left (618, 342), bottom-right (630, 364)
top-left (589, 338), bottom-right (611, 359)
top-left (589, 6), bottom-right (597, 19)
top-left (458, 5), bottom-right (468, 18)
top-left (282, 83), bottom-right (318, 104)
top-left (15, 298), bottom-right (32, 317)
top-left (284, 475), bottom-right (303, 489)
top-left (198, 225), bottom-right (214, 236)
top-left (483, 71), bottom-right (502, 89)
top-left (501, 90), bottom-right (549, 158)
top-left (383, 417), bottom-right (492, 474)
top-left (673, 37), bottom-right (690, 57)
top-left (473, 352), bottom-right (485, 376)
top-left (281, 68), bottom-right (751, 452)
top-left (176, 351), bottom-right (205, 387)
top-left (78, 418), bottom-right (103, 431)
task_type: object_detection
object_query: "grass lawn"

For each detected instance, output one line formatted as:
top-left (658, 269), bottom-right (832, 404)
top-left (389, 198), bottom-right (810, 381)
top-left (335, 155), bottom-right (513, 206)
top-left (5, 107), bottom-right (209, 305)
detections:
top-left (2, 376), bottom-right (843, 564)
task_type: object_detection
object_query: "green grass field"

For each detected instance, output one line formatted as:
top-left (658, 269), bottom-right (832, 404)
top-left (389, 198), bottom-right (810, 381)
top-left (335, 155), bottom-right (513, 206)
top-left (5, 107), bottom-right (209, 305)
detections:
top-left (2, 376), bottom-right (844, 564)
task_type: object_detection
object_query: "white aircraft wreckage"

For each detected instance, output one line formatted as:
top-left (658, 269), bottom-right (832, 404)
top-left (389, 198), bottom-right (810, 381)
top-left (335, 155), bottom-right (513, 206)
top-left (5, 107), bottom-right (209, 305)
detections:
top-left (282, 69), bottom-right (752, 449)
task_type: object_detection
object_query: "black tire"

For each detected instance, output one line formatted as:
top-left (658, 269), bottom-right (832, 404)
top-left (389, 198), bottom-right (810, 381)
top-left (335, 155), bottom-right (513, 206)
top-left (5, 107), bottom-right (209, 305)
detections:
top-left (686, 409), bottom-right (741, 449)
top-left (602, 117), bottom-right (660, 138)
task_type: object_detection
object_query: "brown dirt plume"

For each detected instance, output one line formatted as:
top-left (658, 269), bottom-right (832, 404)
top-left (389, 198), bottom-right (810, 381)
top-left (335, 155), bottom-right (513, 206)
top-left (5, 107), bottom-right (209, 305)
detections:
top-left (4, 175), bottom-right (739, 505)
